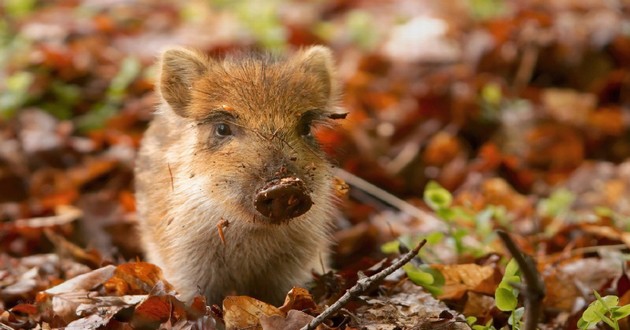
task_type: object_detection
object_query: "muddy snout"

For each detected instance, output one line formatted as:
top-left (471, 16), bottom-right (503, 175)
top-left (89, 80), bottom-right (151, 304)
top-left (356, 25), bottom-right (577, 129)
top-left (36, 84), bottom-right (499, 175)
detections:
top-left (254, 177), bottom-right (313, 222)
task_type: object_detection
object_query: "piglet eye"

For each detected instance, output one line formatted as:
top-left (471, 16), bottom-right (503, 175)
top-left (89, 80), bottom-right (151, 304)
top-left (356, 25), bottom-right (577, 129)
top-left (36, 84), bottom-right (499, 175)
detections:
top-left (298, 121), bottom-right (312, 137)
top-left (215, 123), bottom-right (232, 137)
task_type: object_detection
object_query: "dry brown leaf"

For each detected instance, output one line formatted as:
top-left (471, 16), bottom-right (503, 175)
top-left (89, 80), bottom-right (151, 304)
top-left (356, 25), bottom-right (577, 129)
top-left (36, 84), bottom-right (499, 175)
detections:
top-left (3, 303), bottom-right (39, 329)
top-left (423, 131), bottom-right (461, 167)
top-left (432, 264), bottom-right (498, 300)
top-left (462, 292), bottom-right (495, 319)
top-left (67, 158), bottom-right (118, 188)
top-left (103, 262), bottom-right (175, 296)
top-left (260, 309), bottom-right (324, 330)
top-left (480, 178), bottom-right (531, 214)
top-left (524, 123), bottom-right (584, 171)
top-left (131, 295), bottom-right (173, 329)
top-left (42, 265), bottom-right (116, 321)
top-left (542, 268), bottom-right (581, 312)
top-left (278, 287), bottom-right (317, 314)
top-left (587, 107), bottom-right (625, 136)
top-left (66, 295), bottom-right (147, 328)
top-left (354, 281), bottom-right (468, 329)
top-left (223, 296), bottom-right (283, 330)
top-left (541, 88), bottom-right (596, 126)
top-left (45, 265), bottom-right (115, 295)
top-left (579, 223), bottom-right (630, 247)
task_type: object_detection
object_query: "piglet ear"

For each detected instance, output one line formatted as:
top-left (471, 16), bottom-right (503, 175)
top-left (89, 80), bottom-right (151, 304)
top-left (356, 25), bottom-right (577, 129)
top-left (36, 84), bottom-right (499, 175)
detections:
top-left (297, 46), bottom-right (338, 100)
top-left (158, 48), bottom-right (209, 117)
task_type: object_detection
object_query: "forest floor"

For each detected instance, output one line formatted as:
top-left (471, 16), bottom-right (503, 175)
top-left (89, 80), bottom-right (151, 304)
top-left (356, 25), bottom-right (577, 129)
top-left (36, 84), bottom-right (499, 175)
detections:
top-left (1, 0), bottom-right (630, 329)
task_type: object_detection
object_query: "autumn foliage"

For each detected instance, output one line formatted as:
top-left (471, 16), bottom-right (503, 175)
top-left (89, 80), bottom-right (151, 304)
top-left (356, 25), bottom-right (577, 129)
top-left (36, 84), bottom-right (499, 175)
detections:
top-left (1, 0), bottom-right (630, 329)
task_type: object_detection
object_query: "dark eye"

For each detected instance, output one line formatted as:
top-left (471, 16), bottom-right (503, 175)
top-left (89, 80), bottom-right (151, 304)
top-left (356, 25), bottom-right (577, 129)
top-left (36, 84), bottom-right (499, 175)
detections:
top-left (215, 123), bottom-right (232, 137)
top-left (298, 121), bottom-right (312, 137)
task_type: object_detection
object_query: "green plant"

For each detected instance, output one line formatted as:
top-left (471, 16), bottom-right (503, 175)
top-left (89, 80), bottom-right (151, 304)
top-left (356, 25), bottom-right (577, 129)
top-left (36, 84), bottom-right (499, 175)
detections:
top-left (0, 71), bottom-right (33, 119)
top-left (76, 56), bottom-right (141, 131)
top-left (537, 188), bottom-right (575, 219)
top-left (466, 316), bottom-right (496, 330)
top-left (423, 181), bottom-right (502, 257)
top-left (495, 258), bottom-right (524, 329)
top-left (469, 0), bottom-right (508, 21)
top-left (381, 236), bottom-right (445, 296)
top-left (206, 0), bottom-right (287, 51)
top-left (402, 262), bottom-right (444, 296)
top-left (578, 291), bottom-right (630, 330)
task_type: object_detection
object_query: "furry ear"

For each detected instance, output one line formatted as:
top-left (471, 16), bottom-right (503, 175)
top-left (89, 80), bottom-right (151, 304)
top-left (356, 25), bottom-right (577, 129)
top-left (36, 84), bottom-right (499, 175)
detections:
top-left (297, 46), bottom-right (338, 100)
top-left (159, 48), bottom-right (209, 117)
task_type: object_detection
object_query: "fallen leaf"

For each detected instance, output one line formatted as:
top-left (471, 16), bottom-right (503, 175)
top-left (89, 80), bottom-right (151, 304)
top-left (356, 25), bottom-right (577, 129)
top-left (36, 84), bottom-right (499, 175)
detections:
top-left (278, 287), bottom-right (317, 314)
top-left (45, 265), bottom-right (116, 295)
top-left (43, 265), bottom-right (116, 320)
top-left (131, 295), bottom-right (173, 329)
top-left (260, 309), bottom-right (322, 330)
top-left (462, 292), bottom-right (495, 319)
top-left (103, 262), bottom-right (175, 296)
top-left (542, 268), bottom-right (581, 312)
top-left (423, 131), bottom-right (462, 167)
top-left (432, 264), bottom-right (498, 300)
top-left (68, 295), bottom-right (147, 328)
top-left (223, 296), bottom-right (283, 330)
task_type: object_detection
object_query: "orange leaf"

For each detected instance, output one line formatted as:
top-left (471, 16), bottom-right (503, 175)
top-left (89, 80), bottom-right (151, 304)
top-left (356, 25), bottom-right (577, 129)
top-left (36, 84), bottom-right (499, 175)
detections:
top-left (278, 287), bottom-right (317, 314)
top-left (103, 262), bottom-right (174, 296)
top-left (131, 295), bottom-right (172, 329)
top-left (223, 296), bottom-right (283, 330)
top-left (432, 264), bottom-right (499, 300)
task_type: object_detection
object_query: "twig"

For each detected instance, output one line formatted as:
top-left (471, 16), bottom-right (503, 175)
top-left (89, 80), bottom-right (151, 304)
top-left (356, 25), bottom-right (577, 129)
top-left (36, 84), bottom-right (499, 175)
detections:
top-left (568, 244), bottom-right (628, 257)
top-left (301, 239), bottom-right (427, 330)
top-left (0, 322), bottom-right (15, 330)
top-left (497, 230), bottom-right (545, 330)
top-left (334, 169), bottom-right (437, 223)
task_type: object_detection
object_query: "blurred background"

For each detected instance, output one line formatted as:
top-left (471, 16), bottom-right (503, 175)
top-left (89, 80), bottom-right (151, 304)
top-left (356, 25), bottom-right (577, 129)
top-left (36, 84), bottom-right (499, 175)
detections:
top-left (1, 0), bottom-right (630, 266)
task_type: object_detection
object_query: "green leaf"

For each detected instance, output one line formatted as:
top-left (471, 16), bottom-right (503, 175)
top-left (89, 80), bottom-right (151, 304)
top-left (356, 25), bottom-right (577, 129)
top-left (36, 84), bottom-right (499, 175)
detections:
top-left (380, 240), bottom-right (400, 254)
top-left (426, 232), bottom-right (444, 245)
top-left (470, 0), bottom-right (508, 20)
top-left (505, 258), bottom-right (520, 277)
top-left (537, 188), bottom-right (575, 218)
top-left (508, 307), bottom-right (525, 326)
top-left (345, 10), bottom-right (380, 51)
top-left (404, 264), bottom-right (444, 296)
top-left (612, 304), bottom-right (630, 319)
top-left (0, 71), bottom-right (33, 118)
top-left (436, 207), bottom-right (456, 221)
top-left (466, 316), bottom-right (478, 325)
top-left (424, 181), bottom-right (453, 210)
top-left (481, 82), bottom-right (502, 106)
top-left (498, 275), bottom-right (521, 291)
top-left (404, 263), bottom-right (434, 285)
top-left (577, 319), bottom-right (595, 330)
top-left (4, 0), bottom-right (37, 18)
top-left (598, 294), bottom-right (619, 310)
top-left (108, 56), bottom-right (141, 100)
top-left (581, 305), bottom-right (602, 323)
top-left (472, 325), bottom-right (496, 330)
top-left (495, 287), bottom-right (518, 311)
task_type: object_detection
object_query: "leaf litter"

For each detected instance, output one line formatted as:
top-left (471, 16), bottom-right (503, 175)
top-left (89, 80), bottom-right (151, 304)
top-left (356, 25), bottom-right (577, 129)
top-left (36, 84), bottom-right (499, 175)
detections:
top-left (1, 0), bottom-right (630, 329)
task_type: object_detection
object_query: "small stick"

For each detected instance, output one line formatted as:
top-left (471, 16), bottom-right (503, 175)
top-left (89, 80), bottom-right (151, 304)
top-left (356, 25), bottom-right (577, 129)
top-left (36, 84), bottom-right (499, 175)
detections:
top-left (216, 218), bottom-right (229, 245)
top-left (301, 239), bottom-right (427, 330)
top-left (497, 230), bottom-right (545, 330)
top-left (334, 169), bottom-right (437, 223)
top-left (0, 322), bottom-right (15, 330)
